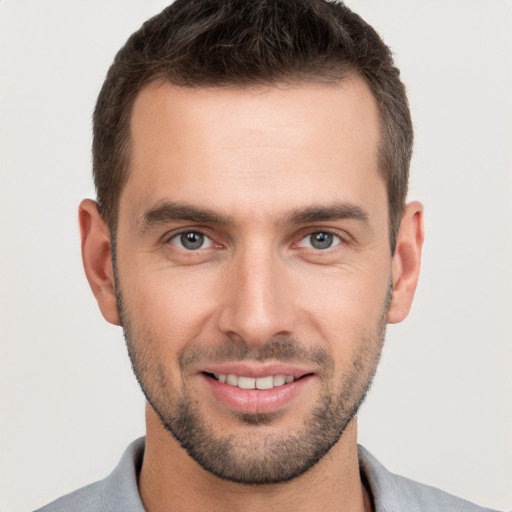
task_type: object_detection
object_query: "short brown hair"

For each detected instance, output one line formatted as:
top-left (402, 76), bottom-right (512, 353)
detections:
top-left (93, 0), bottom-right (413, 250)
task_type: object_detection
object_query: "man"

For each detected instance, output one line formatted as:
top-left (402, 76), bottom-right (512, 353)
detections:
top-left (34, 1), bottom-right (500, 511)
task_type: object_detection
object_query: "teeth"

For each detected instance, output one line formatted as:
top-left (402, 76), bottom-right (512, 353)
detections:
top-left (213, 373), bottom-right (295, 389)
top-left (226, 374), bottom-right (238, 386)
top-left (238, 376), bottom-right (255, 389)
top-left (273, 375), bottom-right (286, 387)
top-left (255, 376), bottom-right (274, 390)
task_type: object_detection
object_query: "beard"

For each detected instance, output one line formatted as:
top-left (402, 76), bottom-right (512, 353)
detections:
top-left (116, 279), bottom-right (390, 485)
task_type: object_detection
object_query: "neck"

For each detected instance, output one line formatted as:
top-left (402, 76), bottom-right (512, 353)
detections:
top-left (139, 406), bottom-right (370, 512)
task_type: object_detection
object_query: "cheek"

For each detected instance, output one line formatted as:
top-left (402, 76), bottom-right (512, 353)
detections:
top-left (294, 265), bottom-right (390, 349)
top-left (118, 242), bottom-right (391, 356)
top-left (120, 264), bottom-right (220, 343)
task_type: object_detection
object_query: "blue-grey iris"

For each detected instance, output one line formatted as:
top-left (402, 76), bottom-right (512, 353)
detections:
top-left (181, 232), bottom-right (204, 250)
top-left (310, 232), bottom-right (333, 249)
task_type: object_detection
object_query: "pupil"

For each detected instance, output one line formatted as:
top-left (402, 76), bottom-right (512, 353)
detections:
top-left (312, 232), bottom-right (333, 249)
top-left (181, 232), bottom-right (203, 250)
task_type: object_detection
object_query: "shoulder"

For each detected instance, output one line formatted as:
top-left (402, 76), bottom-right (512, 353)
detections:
top-left (33, 480), bottom-right (106, 512)
top-left (33, 438), bottom-right (146, 512)
top-left (358, 445), bottom-right (501, 512)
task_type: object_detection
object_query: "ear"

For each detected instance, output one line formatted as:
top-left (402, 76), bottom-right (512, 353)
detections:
top-left (388, 201), bottom-right (424, 324)
top-left (79, 199), bottom-right (120, 325)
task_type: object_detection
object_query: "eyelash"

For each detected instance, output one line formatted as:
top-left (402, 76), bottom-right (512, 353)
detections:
top-left (297, 230), bottom-right (344, 250)
top-left (165, 228), bottom-right (214, 249)
top-left (163, 228), bottom-right (347, 253)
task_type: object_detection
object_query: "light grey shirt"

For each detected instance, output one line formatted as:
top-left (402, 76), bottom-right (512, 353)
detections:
top-left (34, 437), bottom-right (501, 512)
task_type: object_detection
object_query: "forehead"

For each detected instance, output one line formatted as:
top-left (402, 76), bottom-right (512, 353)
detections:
top-left (121, 78), bottom-right (384, 225)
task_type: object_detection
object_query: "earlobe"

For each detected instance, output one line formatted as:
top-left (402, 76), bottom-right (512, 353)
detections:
top-left (388, 201), bottom-right (424, 324)
top-left (79, 199), bottom-right (121, 326)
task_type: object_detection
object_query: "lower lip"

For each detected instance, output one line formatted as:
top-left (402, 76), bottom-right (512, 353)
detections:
top-left (201, 374), bottom-right (315, 414)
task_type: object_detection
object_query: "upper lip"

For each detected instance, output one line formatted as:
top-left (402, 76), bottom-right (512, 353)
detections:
top-left (200, 362), bottom-right (315, 379)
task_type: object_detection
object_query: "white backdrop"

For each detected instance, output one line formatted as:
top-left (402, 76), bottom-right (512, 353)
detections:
top-left (1, 1), bottom-right (511, 511)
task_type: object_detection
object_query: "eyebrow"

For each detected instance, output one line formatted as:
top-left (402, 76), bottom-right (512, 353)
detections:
top-left (140, 202), bottom-right (233, 231)
top-left (140, 200), bottom-right (369, 231)
top-left (284, 203), bottom-right (369, 225)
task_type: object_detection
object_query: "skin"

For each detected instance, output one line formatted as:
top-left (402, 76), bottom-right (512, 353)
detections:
top-left (80, 77), bottom-right (424, 512)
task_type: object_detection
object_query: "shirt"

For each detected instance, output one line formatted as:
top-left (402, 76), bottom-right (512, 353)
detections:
top-left (34, 437), bottom-right (501, 512)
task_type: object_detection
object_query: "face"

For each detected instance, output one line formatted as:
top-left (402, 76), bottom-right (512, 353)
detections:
top-left (114, 78), bottom-right (393, 483)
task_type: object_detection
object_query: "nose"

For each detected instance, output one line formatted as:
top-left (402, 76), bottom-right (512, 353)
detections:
top-left (217, 245), bottom-right (298, 346)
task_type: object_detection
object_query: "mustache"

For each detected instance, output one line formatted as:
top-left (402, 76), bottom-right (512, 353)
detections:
top-left (178, 335), bottom-right (334, 372)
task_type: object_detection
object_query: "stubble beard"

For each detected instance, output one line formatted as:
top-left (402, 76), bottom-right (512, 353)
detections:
top-left (115, 278), bottom-right (390, 485)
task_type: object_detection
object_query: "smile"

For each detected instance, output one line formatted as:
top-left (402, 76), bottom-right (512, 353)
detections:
top-left (203, 371), bottom-right (315, 414)
top-left (212, 373), bottom-right (295, 389)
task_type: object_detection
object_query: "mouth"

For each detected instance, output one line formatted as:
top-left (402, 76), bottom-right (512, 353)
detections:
top-left (205, 372), bottom-right (297, 390)
top-left (200, 366), bottom-right (316, 415)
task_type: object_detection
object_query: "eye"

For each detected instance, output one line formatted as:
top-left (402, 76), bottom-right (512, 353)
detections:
top-left (298, 231), bottom-right (342, 250)
top-left (169, 231), bottom-right (214, 251)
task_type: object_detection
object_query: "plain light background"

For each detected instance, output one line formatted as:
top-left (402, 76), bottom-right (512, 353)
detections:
top-left (1, 1), bottom-right (511, 511)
